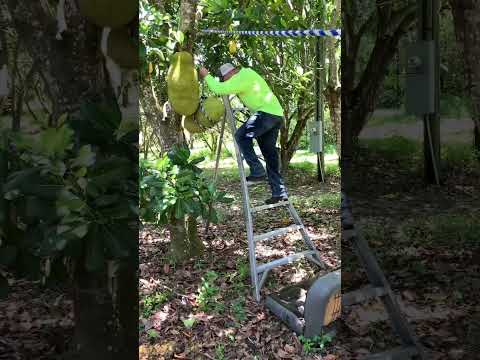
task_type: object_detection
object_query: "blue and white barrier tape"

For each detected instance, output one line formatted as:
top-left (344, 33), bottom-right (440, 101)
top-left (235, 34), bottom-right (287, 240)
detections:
top-left (200, 29), bottom-right (341, 37)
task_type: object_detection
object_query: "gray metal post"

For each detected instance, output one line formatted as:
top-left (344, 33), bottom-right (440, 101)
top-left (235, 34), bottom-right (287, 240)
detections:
top-left (418, 0), bottom-right (441, 185)
top-left (315, 37), bottom-right (326, 182)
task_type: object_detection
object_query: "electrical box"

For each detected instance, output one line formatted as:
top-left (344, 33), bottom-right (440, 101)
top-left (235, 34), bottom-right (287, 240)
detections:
top-left (309, 121), bottom-right (323, 153)
top-left (405, 41), bottom-right (435, 115)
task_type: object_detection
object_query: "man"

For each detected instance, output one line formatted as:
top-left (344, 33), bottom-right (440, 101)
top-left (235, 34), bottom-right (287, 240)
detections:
top-left (199, 63), bottom-right (287, 204)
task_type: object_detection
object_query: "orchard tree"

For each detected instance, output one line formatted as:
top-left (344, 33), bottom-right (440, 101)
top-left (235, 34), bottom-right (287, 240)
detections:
top-left (449, 0), bottom-right (480, 150)
top-left (1, 1), bottom-right (138, 358)
top-left (140, 0), bottom-right (206, 262)
top-left (341, 1), bottom-right (417, 181)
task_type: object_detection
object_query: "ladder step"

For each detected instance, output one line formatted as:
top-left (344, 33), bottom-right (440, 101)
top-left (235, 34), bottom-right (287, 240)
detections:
top-left (363, 345), bottom-right (419, 360)
top-left (251, 201), bottom-right (290, 213)
top-left (254, 224), bottom-right (302, 242)
top-left (343, 285), bottom-right (387, 306)
top-left (256, 250), bottom-right (316, 274)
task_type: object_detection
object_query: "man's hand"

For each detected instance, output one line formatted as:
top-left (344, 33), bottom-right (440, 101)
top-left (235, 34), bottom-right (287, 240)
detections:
top-left (199, 67), bottom-right (209, 79)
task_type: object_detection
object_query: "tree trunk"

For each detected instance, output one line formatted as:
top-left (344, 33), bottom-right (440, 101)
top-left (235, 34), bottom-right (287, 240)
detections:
top-left (280, 89), bottom-right (313, 171)
top-left (168, 214), bottom-right (203, 263)
top-left (450, 0), bottom-right (480, 153)
top-left (162, 0), bottom-right (204, 261)
top-left (8, 1), bottom-right (137, 358)
top-left (325, 84), bottom-right (341, 156)
top-left (325, 0), bottom-right (341, 158)
top-left (342, 2), bottom-right (417, 159)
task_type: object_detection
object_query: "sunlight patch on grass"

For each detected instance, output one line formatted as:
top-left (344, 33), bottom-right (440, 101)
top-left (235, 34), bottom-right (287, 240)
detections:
top-left (442, 143), bottom-right (479, 170)
top-left (361, 137), bottom-right (479, 171)
top-left (200, 149), bottom-right (339, 179)
top-left (401, 214), bottom-right (480, 247)
top-left (360, 136), bottom-right (421, 161)
top-left (291, 191), bottom-right (340, 210)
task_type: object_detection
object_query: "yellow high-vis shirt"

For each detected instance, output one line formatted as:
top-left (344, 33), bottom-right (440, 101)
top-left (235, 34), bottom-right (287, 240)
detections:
top-left (205, 68), bottom-right (284, 117)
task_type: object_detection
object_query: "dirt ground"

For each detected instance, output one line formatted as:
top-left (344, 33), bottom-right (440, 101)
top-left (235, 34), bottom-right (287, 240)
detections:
top-left (139, 164), bottom-right (342, 359)
top-left (337, 117), bottom-right (480, 359)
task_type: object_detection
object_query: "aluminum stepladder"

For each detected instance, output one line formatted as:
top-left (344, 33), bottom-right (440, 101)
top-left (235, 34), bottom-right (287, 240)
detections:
top-left (220, 95), bottom-right (326, 302)
top-left (341, 192), bottom-right (426, 359)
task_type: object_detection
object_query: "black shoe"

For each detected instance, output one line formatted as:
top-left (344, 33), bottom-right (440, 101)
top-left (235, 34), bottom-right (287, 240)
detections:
top-left (246, 175), bottom-right (266, 185)
top-left (265, 196), bottom-right (288, 205)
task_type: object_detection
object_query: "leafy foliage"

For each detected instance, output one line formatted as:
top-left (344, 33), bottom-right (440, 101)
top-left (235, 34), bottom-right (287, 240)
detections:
top-left (196, 270), bottom-right (221, 312)
top-left (142, 291), bottom-right (172, 318)
top-left (139, 145), bottom-right (232, 225)
top-left (299, 334), bottom-right (333, 354)
top-left (0, 100), bottom-right (138, 295)
top-left (139, 0), bottom-right (341, 158)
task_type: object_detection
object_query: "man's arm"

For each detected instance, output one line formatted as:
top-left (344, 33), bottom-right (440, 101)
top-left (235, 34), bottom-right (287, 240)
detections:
top-left (204, 72), bottom-right (247, 95)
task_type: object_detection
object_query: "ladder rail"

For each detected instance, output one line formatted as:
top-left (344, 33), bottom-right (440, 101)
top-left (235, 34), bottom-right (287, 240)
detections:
top-left (287, 202), bottom-right (325, 268)
top-left (342, 192), bottom-right (426, 360)
top-left (223, 95), bottom-right (261, 301)
top-left (223, 95), bottom-right (323, 302)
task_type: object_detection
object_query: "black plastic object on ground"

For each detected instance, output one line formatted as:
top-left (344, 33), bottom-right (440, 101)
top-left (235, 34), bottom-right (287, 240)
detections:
top-left (265, 270), bottom-right (340, 338)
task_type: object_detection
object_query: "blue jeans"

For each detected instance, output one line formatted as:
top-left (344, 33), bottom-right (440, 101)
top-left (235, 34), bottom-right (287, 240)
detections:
top-left (234, 111), bottom-right (288, 197)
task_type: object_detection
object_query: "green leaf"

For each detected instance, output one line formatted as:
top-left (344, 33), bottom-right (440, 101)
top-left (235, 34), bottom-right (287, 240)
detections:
top-left (168, 146), bottom-right (190, 165)
top-left (77, 177), bottom-right (88, 191)
top-left (37, 125), bottom-right (74, 158)
top-left (182, 317), bottom-right (196, 329)
top-left (71, 145), bottom-right (96, 168)
top-left (174, 30), bottom-right (185, 44)
top-left (57, 113), bottom-right (69, 126)
top-left (3, 168), bottom-right (40, 193)
top-left (146, 329), bottom-right (160, 338)
top-left (57, 225), bottom-right (71, 235)
top-left (94, 194), bottom-right (120, 207)
top-left (189, 156), bottom-right (205, 166)
top-left (71, 224), bottom-right (89, 239)
top-left (75, 167), bottom-right (87, 178)
top-left (98, 201), bottom-right (135, 220)
top-left (114, 118), bottom-right (138, 141)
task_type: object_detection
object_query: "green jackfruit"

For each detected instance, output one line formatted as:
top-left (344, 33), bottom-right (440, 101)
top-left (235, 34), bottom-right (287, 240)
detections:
top-left (107, 27), bottom-right (138, 68)
top-left (196, 97), bottom-right (224, 128)
top-left (79, 0), bottom-right (137, 28)
top-left (203, 97), bottom-right (224, 122)
top-left (167, 52), bottom-right (200, 116)
top-left (182, 115), bottom-right (203, 134)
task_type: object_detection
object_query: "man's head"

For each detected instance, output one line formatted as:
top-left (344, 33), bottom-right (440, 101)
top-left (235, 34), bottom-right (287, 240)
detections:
top-left (219, 63), bottom-right (238, 82)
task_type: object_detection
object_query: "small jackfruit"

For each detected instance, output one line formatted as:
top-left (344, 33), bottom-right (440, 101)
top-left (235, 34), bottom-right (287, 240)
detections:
top-left (107, 27), bottom-right (138, 68)
top-left (197, 97), bottom-right (224, 128)
top-left (182, 115), bottom-right (203, 134)
top-left (228, 40), bottom-right (238, 54)
top-left (167, 52), bottom-right (200, 116)
top-left (79, 0), bottom-right (137, 28)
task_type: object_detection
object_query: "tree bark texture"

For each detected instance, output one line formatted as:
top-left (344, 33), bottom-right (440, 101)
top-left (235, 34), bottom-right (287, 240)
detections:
top-left (6, 1), bottom-right (137, 358)
top-left (163, 0), bottom-right (204, 261)
top-left (449, 0), bottom-right (480, 150)
top-left (342, 1), bottom-right (417, 189)
top-left (326, 0), bottom-right (341, 158)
